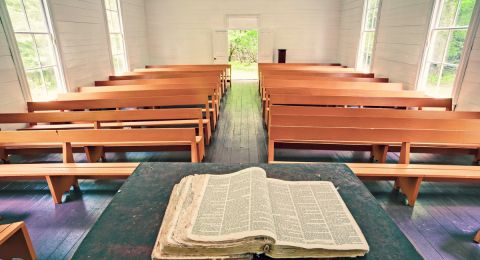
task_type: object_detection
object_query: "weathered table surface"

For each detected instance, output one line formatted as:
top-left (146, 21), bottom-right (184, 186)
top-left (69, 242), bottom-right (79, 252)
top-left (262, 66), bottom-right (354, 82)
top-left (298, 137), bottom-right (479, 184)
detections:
top-left (72, 163), bottom-right (422, 259)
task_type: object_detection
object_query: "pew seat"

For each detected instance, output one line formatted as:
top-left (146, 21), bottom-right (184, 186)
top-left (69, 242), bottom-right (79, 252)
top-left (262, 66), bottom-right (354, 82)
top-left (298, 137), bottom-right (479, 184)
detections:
top-left (0, 136), bottom-right (205, 163)
top-left (0, 163), bottom-right (138, 204)
top-left (347, 163), bottom-right (480, 206)
top-left (0, 128), bottom-right (204, 164)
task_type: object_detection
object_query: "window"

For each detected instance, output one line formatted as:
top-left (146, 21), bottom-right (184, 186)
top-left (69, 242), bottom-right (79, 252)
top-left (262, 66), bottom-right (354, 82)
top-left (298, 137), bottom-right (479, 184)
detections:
top-left (104, 0), bottom-right (128, 74)
top-left (357, 0), bottom-right (381, 72)
top-left (5, 0), bottom-right (65, 101)
top-left (419, 0), bottom-right (477, 97)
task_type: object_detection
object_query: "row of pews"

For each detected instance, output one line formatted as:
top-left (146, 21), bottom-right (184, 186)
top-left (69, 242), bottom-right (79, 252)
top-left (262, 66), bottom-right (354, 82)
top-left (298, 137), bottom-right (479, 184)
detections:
top-left (260, 63), bottom-right (480, 210)
top-left (0, 64), bottom-right (231, 204)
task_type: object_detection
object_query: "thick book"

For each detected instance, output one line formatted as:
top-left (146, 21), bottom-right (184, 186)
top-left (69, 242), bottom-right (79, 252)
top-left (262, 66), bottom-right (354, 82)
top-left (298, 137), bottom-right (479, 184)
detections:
top-left (152, 167), bottom-right (369, 259)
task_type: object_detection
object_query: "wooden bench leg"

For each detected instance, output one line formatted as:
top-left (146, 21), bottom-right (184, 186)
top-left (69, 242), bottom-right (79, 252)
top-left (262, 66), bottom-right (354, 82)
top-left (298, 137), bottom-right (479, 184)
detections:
top-left (475, 149), bottom-right (480, 165)
top-left (0, 148), bottom-right (8, 163)
top-left (191, 142), bottom-right (199, 163)
top-left (45, 176), bottom-right (77, 204)
top-left (205, 124), bottom-right (212, 146)
top-left (396, 176), bottom-right (423, 206)
top-left (371, 145), bottom-right (389, 163)
top-left (474, 230), bottom-right (480, 243)
top-left (62, 142), bottom-right (74, 163)
top-left (197, 140), bottom-right (205, 162)
top-left (84, 146), bottom-right (105, 162)
top-left (268, 140), bottom-right (274, 163)
top-left (0, 224), bottom-right (36, 260)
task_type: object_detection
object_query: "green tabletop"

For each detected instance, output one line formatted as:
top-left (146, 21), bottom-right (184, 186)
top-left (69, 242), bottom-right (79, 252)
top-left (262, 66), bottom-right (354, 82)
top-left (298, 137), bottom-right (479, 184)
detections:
top-left (72, 163), bottom-right (422, 259)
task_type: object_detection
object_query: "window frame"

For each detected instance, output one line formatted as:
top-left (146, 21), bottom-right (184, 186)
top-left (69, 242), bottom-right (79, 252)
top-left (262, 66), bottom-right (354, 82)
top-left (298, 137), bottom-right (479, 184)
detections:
top-left (356, 0), bottom-right (382, 73)
top-left (102, 0), bottom-right (129, 75)
top-left (452, 1), bottom-right (480, 107)
top-left (2, 0), bottom-right (67, 101)
top-left (417, 0), bottom-right (479, 98)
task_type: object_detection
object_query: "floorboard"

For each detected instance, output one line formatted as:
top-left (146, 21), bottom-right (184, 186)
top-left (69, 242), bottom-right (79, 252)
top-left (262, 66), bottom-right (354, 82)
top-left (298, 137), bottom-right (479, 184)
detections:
top-left (0, 80), bottom-right (479, 259)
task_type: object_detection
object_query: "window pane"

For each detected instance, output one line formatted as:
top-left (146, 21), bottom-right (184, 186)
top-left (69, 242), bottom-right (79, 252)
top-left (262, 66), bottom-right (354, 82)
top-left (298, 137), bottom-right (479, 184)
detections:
top-left (106, 10), bottom-right (121, 33)
top-left (34, 34), bottom-right (56, 66)
top-left (15, 33), bottom-right (40, 68)
top-left (366, 8), bottom-right (378, 30)
top-left (456, 0), bottom-right (476, 26)
top-left (110, 34), bottom-right (124, 55)
top-left (428, 30), bottom-right (449, 63)
top-left (26, 69), bottom-right (45, 99)
top-left (425, 63), bottom-right (441, 91)
top-left (112, 54), bottom-right (126, 74)
top-left (42, 67), bottom-right (60, 99)
top-left (439, 0), bottom-right (459, 27)
top-left (368, 0), bottom-right (380, 9)
top-left (5, 0), bottom-right (30, 32)
top-left (105, 0), bottom-right (118, 11)
top-left (23, 0), bottom-right (48, 32)
top-left (446, 29), bottom-right (467, 64)
top-left (437, 65), bottom-right (457, 97)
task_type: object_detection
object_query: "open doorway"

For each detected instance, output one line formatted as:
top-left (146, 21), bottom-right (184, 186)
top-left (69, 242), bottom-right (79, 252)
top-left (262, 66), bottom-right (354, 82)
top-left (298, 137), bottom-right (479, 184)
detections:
top-left (228, 30), bottom-right (258, 80)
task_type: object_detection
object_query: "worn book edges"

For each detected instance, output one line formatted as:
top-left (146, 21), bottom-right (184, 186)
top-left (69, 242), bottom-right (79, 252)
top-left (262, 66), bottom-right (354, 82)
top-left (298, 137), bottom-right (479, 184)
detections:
top-left (152, 167), bottom-right (369, 259)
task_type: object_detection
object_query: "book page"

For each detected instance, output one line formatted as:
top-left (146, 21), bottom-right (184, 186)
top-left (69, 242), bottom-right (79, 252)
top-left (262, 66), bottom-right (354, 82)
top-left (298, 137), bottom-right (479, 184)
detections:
top-left (188, 167), bottom-right (277, 241)
top-left (268, 179), bottom-right (369, 251)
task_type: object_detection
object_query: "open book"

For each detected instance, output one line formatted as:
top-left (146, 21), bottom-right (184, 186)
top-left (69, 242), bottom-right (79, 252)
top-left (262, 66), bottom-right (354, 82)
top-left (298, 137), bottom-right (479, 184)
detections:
top-left (152, 167), bottom-right (369, 259)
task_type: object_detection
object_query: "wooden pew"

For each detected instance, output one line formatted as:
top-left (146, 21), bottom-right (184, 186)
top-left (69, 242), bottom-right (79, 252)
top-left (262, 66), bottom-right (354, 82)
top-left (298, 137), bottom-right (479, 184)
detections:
top-left (263, 88), bottom-right (427, 121)
top-left (141, 64), bottom-right (231, 90)
top-left (347, 164), bottom-right (480, 207)
top-left (0, 221), bottom-right (36, 259)
top-left (0, 128), bottom-right (202, 164)
top-left (108, 70), bottom-right (221, 81)
top-left (27, 95), bottom-right (215, 130)
top-left (263, 79), bottom-right (403, 90)
top-left (265, 94), bottom-right (453, 126)
top-left (270, 106), bottom-right (480, 120)
top-left (94, 76), bottom-right (225, 97)
top-left (269, 94), bottom-right (452, 110)
top-left (261, 79), bottom-right (401, 97)
top-left (58, 87), bottom-right (220, 126)
top-left (268, 125), bottom-right (480, 164)
top-left (270, 114), bottom-right (480, 162)
top-left (0, 163), bottom-right (138, 204)
top-left (475, 230), bottom-right (480, 243)
top-left (0, 108), bottom-right (209, 147)
top-left (259, 74), bottom-right (390, 94)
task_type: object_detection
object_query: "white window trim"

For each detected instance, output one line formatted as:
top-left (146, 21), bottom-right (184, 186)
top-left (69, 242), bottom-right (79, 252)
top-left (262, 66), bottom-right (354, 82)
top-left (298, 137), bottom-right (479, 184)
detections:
top-left (102, 0), bottom-right (129, 74)
top-left (0, 1), bottom-right (32, 102)
top-left (416, 0), bottom-right (479, 99)
top-left (0, 0), bottom-right (67, 100)
top-left (356, 0), bottom-right (382, 73)
top-left (452, 0), bottom-right (480, 108)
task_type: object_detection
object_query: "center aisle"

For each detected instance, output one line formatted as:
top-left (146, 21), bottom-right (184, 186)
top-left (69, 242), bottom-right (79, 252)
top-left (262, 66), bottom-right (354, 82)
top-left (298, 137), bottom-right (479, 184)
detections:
top-left (205, 80), bottom-right (267, 163)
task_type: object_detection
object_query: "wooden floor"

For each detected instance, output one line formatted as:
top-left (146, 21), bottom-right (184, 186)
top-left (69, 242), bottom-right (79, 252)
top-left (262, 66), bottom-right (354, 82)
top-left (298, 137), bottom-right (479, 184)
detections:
top-left (0, 81), bottom-right (479, 259)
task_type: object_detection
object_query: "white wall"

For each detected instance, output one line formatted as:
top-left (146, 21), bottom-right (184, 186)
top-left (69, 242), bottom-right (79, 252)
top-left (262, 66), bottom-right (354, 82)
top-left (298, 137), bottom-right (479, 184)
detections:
top-left (48, 0), bottom-right (112, 90)
top-left (338, 0), bottom-right (364, 68)
top-left (122, 0), bottom-right (149, 70)
top-left (145, 0), bottom-right (341, 64)
top-left (456, 24), bottom-right (480, 111)
top-left (372, 0), bottom-right (434, 89)
top-left (0, 17), bottom-right (27, 129)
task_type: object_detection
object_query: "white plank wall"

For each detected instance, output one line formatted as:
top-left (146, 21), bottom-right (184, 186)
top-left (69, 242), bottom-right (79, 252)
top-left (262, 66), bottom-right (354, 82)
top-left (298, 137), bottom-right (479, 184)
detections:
top-left (0, 18), bottom-right (27, 130)
top-left (372, 0), bottom-right (434, 90)
top-left (338, 0), bottom-right (364, 68)
top-left (456, 24), bottom-right (480, 111)
top-left (49, 0), bottom-right (112, 90)
top-left (145, 0), bottom-right (341, 64)
top-left (121, 0), bottom-right (149, 69)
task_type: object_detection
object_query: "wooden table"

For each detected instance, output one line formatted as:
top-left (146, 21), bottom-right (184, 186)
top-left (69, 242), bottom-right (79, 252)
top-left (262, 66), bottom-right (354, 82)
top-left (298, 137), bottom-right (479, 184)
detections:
top-left (72, 163), bottom-right (422, 259)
